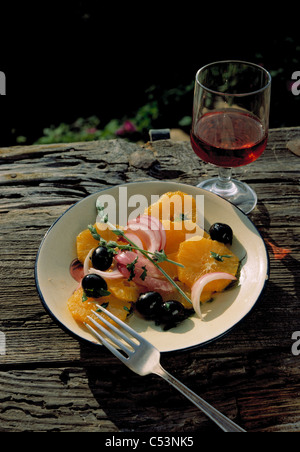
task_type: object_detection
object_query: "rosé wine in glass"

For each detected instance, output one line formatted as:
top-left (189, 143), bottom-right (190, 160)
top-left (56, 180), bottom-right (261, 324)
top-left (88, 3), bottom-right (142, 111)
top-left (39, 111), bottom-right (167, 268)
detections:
top-left (191, 61), bottom-right (271, 213)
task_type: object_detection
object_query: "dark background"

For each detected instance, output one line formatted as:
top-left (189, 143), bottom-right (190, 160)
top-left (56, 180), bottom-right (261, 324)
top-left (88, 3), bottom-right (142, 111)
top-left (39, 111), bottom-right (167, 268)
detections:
top-left (0, 3), bottom-right (299, 146)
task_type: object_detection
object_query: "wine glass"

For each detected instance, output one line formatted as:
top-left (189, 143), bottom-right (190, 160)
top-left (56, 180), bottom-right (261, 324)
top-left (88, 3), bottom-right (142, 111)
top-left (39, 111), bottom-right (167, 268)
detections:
top-left (191, 60), bottom-right (271, 214)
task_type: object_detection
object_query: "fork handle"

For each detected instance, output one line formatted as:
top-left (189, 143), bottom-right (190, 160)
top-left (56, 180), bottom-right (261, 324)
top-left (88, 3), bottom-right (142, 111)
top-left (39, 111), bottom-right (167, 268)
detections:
top-left (153, 365), bottom-right (246, 432)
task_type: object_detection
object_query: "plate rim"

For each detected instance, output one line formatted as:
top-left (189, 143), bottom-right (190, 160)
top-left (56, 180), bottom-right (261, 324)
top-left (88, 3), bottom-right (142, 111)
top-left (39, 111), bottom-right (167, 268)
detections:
top-left (35, 181), bottom-right (270, 353)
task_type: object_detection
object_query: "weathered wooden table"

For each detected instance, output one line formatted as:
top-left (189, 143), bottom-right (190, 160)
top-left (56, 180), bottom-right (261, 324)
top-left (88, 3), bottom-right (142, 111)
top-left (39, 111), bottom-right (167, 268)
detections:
top-left (0, 128), bottom-right (299, 433)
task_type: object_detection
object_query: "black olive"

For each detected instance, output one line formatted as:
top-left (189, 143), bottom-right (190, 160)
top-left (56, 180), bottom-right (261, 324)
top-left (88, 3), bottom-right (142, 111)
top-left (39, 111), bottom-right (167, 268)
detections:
top-left (209, 223), bottom-right (233, 245)
top-left (91, 246), bottom-right (113, 271)
top-left (82, 274), bottom-right (108, 298)
top-left (157, 300), bottom-right (186, 325)
top-left (136, 292), bottom-right (163, 318)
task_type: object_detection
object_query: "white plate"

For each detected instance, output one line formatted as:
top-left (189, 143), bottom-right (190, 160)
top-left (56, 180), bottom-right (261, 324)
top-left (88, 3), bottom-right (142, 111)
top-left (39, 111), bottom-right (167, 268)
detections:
top-left (35, 181), bottom-right (269, 353)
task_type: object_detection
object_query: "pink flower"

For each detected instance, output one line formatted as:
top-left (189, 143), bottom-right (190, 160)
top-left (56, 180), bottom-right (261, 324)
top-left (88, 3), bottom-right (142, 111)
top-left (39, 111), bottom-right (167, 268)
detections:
top-left (86, 127), bottom-right (98, 134)
top-left (116, 120), bottom-right (137, 136)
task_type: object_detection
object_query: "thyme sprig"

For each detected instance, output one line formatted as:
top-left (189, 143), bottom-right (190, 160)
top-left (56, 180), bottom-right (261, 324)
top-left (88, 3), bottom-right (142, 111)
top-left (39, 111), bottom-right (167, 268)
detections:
top-left (210, 251), bottom-right (232, 262)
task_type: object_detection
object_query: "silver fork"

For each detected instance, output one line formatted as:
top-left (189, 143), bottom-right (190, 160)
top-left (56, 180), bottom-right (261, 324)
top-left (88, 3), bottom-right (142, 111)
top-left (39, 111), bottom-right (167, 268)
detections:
top-left (86, 305), bottom-right (246, 433)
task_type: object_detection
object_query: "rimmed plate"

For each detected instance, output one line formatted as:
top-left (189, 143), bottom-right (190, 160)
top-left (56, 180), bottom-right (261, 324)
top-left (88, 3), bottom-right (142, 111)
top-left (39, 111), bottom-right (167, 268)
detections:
top-left (35, 181), bottom-right (269, 353)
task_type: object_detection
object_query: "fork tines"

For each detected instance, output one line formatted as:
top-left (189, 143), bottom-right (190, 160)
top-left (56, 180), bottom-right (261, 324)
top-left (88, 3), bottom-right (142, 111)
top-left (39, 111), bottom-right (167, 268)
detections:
top-left (85, 304), bottom-right (140, 361)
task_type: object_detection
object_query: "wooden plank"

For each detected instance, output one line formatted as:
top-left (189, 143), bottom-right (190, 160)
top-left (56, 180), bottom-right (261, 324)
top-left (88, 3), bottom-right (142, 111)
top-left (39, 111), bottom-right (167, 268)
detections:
top-left (0, 367), bottom-right (118, 432)
top-left (0, 131), bottom-right (298, 364)
top-left (0, 128), bottom-right (299, 431)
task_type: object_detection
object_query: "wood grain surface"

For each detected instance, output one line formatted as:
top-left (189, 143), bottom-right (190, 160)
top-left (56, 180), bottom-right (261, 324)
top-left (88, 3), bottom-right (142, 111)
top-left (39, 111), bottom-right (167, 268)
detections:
top-left (0, 128), bottom-right (299, 432)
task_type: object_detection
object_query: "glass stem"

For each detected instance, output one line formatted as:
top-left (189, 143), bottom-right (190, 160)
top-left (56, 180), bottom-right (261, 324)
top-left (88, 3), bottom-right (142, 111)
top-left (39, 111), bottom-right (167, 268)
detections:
top-left (215, 167), bottom-right (237, 195)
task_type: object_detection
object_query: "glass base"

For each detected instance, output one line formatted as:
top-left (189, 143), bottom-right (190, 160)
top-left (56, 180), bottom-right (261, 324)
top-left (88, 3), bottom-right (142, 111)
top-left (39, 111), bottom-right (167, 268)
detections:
top-left (197, 177), bottom-right (257, 214)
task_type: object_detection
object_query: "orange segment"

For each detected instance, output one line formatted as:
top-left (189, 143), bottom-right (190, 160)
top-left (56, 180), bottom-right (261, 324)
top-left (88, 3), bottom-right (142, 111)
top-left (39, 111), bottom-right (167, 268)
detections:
top-left (162, 281), bottom-right (193, 309)
top-left (177, 236), bottom-right (239, 293)
top-left (107, 278), bottom-right (141, 302)
top-left (76, 223), bottom-right (122, 263)
top-left (67, 287), bottom-right (131, 328)
top-left (95, 222), bottom-right (121, 242)
top-left (162, 219), bottom-right (209, 254)
top-left (158, 252), bottom-right (179, 280)
top-left (76, 229), bottom-right (99, 264)
top-left (145, 191), bottom-right (198, 223)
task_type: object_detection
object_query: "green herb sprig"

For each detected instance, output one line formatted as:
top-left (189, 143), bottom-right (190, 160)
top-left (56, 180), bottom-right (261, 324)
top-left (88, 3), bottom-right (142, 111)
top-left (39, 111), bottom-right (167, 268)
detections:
top-left (210, 251), bottom-right (233, 262)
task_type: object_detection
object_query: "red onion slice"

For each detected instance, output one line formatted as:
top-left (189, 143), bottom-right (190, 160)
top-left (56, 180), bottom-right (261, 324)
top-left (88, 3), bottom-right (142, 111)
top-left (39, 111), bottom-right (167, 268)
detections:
top-left (136, 215), bottom-right (166, 249)
top-left (69, 259), bottom-right (85, 283)
top-left (115, 251), bottom-right (173, 293)
top-left (115, 251), bottom-right (161, 279)
top-left (147, 215), bottom-right (166, 250)
top-left (124, 232), bottom-right (144, 250)
top-left (191, 272), bottom-right (237, 319)
top-left (136, 275), bottom-right (173, 293)
top-left (127, 215), bottom-right (166, 252)
top-left (115, 251), bottom-right (138, 267)
top-left (83, 248), bottom-right (94, 276)
top-left (125, 225), bottom-right (159, 254)
top-left (83, 247), bottom-right (124, 280)
top-left (88, 266), bottom-right (124, 280)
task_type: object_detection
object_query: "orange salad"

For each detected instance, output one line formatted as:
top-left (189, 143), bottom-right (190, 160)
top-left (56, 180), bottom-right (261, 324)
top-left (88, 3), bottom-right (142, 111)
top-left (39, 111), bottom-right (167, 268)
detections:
top-left (68, 191), bottom-right (240, 330)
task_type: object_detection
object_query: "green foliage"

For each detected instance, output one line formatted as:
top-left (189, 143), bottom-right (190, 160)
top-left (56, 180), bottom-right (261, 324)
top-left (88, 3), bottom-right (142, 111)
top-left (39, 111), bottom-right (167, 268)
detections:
top-left (34, 116), bottom-right (121, 145)
top-left (12, 34), bottom-right (300, 145)
top-left (33, 103), bottom-right (162, 145)
top-left (133, 101), bottom-right (160, 131)
top-left (32, 83), bottom-right (194, 145)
